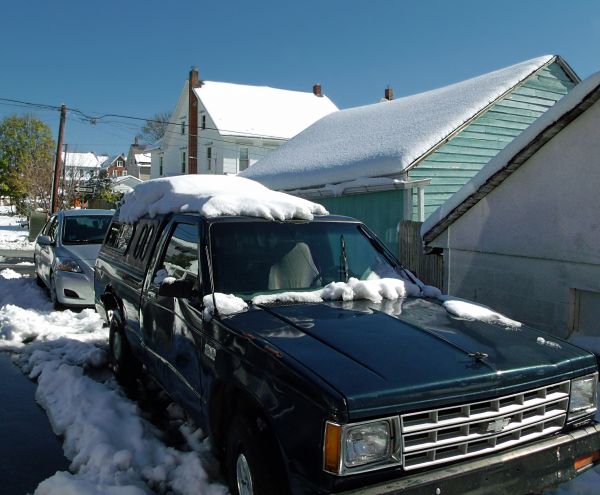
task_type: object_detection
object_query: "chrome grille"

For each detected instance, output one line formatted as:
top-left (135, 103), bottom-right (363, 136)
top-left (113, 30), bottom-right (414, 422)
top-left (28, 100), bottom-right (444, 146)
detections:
top-left (400, 381), bottom-right (570, 470)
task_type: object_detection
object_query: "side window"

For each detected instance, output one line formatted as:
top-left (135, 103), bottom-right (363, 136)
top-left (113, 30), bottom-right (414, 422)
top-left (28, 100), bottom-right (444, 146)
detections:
top-left (47, 217), bottom-right (58, 240)
top-left (105, 222), bottom-right (135, 254)
top-left (154, 223), bottom-right (201, 307)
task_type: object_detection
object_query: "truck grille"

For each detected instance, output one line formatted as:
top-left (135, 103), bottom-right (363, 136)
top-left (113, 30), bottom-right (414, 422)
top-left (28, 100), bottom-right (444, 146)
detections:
top-left (400, 381), bottom-right (570, 470)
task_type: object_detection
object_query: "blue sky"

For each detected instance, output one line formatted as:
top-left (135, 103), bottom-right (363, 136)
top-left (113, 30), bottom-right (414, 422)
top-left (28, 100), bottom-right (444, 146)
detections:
top-left (1, 0), bottom-right (599, 156)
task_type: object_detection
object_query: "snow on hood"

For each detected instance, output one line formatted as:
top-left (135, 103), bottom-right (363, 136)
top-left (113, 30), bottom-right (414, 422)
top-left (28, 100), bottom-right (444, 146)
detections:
top-left (117, 175), bottom-right (328, 224)
top-left (241, 56), bottom-right (554, 190)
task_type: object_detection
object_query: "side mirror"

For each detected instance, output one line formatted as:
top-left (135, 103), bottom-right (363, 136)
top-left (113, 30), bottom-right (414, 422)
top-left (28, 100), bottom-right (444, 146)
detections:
top-left (158, 277), bottom-right (196, 298)
top-left (37, 235), bottom-right (54, 246)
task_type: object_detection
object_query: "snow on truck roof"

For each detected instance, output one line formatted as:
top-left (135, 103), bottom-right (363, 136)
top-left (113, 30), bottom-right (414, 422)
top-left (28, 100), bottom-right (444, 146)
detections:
top-left (241, 55), bottom-right (561, 190)
top-left (117, 175), bottom-right (328, 224)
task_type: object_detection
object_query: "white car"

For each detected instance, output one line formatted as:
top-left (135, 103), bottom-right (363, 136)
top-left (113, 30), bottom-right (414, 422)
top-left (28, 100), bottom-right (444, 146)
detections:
top-left (34, 209), bottom-right (114, 309)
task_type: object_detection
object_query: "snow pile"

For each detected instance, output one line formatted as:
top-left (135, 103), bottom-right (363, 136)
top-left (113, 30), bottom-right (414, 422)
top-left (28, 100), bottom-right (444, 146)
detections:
top-left (0, 213), bottom-right (34, 251)
top-left (252, 277), bottom-right (422, 306)
top-left (440, 296), bottom-right (522, 327)
top-left (203, 292), bottom-right (248, 320)
top-left (0, 269), bottom-right (227, 495)
top-left (27, 360), bottom-right (225, 495)
top-left (241, 56), bottom-right (554, 190)
top-left (118, 175), bottom-right (328, 224)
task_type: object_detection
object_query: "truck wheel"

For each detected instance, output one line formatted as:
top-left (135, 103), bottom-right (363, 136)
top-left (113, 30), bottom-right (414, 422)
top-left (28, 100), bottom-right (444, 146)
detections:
top-left (109, 317), bottom-right (140, 386)
top-left (226, 415), bottom-right (288, 495)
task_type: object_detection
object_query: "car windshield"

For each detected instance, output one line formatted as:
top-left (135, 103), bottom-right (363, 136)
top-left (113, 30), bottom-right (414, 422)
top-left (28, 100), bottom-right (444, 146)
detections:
top-left (62, 215), bottom-right (113, 245)
top-left (210, 221), bottom-right (402, 299)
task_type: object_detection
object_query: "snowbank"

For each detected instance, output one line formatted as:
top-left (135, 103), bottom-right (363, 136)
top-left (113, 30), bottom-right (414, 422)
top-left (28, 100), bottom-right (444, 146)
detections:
top-left (0, 213), bottom-right (35, 251)
top-left (0, 269), bottom-right (227, 495)
top-left (118, 175), bottom-right (328, 224)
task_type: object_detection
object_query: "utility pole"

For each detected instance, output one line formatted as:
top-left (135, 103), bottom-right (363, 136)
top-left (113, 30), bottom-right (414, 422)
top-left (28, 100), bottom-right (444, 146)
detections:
top-left (51, 104), bottom-right (67, 214)
top-left (60, 143), bottom-right (68, 210)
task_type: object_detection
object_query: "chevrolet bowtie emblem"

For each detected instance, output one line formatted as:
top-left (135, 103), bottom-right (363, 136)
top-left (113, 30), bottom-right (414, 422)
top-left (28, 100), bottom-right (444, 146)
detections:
top-left (486, 417), bottom-right (511, 433)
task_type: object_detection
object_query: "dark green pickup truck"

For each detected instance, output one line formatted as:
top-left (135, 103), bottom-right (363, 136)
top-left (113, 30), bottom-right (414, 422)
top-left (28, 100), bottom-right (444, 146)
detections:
top-left (95, 212), bottom-right (600, 495)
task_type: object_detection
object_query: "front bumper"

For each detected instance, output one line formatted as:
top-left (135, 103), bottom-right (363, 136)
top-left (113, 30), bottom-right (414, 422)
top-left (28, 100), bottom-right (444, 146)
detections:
top-left (338, 423), bottom-right (600, 495)
top-left (54, 270), bottom-right (95, 307)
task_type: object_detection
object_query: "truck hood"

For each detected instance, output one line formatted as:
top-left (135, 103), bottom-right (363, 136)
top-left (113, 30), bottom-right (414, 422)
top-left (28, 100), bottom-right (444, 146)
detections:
top-left (223, 298), bottom-right (597, 418)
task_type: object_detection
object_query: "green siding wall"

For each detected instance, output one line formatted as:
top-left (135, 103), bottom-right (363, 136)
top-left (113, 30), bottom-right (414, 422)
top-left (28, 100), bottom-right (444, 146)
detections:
top-left (409, 61), bottom-right (576, 220)
top-left (318, 189), bottom-right (405, 252)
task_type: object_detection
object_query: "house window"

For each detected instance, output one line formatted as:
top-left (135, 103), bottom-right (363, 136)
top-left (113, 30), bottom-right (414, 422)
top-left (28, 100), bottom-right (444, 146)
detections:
top-left (181, 121), bottom-right (185, 135)
top-left (201, 114), bottom-right (206, 130)
top-left (239, 147), bottom-right (249, 171)
top-left (123, 170), bottom-right (127, 176)
top-left (117, 159), bottom-right (124, 167)
top-left (181, 151), bottom-right (187, 174)
top-left (207, 147), bottom-right (212, 171)
top-left (159, 156), bottom-right (163, 176)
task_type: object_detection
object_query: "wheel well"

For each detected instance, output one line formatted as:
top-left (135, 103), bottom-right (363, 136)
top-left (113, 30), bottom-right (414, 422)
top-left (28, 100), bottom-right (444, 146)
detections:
top-left (210, 382), bottom-right (277, 454)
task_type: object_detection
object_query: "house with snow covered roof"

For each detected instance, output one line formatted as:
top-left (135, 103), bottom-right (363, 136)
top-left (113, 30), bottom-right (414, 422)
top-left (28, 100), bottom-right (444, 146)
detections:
top-left (420, 70), bottom-right (600, 343)
top-left (126, 139), bottom-right (152, 180)
top-left (150, 68), bottom-right (338, 179)
top-left (241, 55), bottom-right (579, 252)
top-left (63, 151), bottom-right (109, 181)
top-left (101, 153), bottom-right (127, 178)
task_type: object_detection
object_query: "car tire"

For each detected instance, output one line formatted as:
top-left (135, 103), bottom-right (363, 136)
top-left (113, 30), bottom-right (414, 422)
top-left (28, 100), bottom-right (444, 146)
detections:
top-left (49, 272), bottom-right (63, 310)
top-left (35, 272), bottom-right (45, 288)
top-left (226, 414), bottom-right (288, 495)
top-left (109, 316), bottom-right (141, 386)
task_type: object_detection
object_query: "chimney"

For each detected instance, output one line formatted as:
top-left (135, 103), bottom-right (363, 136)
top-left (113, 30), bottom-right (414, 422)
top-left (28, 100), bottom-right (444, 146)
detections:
top-left (313, 83), bottom-right (322, 97)
top-left (384, 86), bottom-right (394, 101)
top-left (134, 135), bottom-right (139, 146)
top-left (189, 66), bottom-right (203, 88)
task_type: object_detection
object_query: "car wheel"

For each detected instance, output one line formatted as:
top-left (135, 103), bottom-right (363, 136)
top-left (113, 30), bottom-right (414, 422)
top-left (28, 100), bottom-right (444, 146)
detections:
top-left (226, 415), bottom-right (288, 495)
top-left (35, 272), bottom-right (44, 288)
top-left (49, 272), bottom-right (63, 310)
top-left (109, 317), bottom-right (140, 386)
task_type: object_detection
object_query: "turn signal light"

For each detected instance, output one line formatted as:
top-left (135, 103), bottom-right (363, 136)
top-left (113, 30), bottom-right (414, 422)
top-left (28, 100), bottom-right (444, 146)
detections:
top-left (574, 451), bottom-right (600, 471)
top-left (324, 422), bottom-right (341, 473)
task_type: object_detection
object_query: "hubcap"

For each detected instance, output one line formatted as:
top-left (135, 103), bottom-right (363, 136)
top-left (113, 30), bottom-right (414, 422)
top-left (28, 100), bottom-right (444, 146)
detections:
top-left (236, 453), bottom-right (253, 495)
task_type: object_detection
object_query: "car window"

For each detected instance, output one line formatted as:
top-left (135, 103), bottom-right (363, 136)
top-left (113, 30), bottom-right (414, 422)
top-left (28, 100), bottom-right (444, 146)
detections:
top-left (153, 222), bottom-right (201, 308)
top-left (47, 217), bottom-right (58, 240)
top-left (62, 215), bottom-right (113, 245)
top-left (105, 222), bottom-right (135, 253)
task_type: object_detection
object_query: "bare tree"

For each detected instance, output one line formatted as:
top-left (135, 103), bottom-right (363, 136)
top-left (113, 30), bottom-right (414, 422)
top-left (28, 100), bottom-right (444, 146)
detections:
top-left (140, 111), bottom-right (171, 143)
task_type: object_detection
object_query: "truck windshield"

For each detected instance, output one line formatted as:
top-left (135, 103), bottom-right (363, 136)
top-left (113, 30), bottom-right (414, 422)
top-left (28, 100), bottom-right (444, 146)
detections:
top-left (210, 221), bottom-right (402, 298)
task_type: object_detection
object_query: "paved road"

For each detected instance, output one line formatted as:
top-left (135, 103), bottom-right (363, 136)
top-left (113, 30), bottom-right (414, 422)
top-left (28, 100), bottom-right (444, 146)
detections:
top-left (0, 249), bottom-right (35, 275)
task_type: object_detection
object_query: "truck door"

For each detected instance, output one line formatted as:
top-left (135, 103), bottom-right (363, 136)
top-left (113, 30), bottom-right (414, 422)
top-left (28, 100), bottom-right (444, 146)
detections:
top-left (140, 219), bottom-right (204, 412)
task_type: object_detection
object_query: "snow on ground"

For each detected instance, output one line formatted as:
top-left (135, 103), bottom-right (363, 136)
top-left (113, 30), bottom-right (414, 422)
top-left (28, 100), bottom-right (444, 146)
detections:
top-left (118, 175), bottom-right (327, 224)
top-left (0, 269), bottom-right (227, 495)
top-left (0, 208), bottom-right (35, 251)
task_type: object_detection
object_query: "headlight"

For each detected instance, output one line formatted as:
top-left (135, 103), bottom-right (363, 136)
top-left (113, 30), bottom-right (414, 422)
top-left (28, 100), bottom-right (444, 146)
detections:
top-left (569, 373), bottom-right (598, 420)
top-left (55, 257), bottom-right (83, 273)
top-left (324, 417), bottom-right (400, 475)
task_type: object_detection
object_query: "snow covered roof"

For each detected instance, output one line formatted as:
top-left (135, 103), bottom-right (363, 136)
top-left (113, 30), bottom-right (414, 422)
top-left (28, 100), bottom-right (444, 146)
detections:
top-left (118, 175), bottom-right (328, 224)
top-left (241, 55), bottom-right (566, 190)
top-left (194, 81), bottom-right (339, 139)
top-left (134, 153), bottom-right (151, 165)
top-left (63, 152), bottom-right (108, 170)
top-left (101, 154), bottom-right (126, 169)
top-left (421, 70), bottom-right (600, 245)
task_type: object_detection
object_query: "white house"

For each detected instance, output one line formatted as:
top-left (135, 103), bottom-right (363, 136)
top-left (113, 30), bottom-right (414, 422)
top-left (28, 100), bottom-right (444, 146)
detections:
top-left (63, 151), bottom-right (108, 181)
top-left (150, 68), bottom-right (338, 179)
top-left (421, 70), bottom-right (600, 346)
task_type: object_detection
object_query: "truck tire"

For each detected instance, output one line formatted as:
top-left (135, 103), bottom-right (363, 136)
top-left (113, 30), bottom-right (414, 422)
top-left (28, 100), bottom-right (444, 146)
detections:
top-left (226, 414), bottom-right (288, 495)
top-left (109, 317), bottom-right (140, 387)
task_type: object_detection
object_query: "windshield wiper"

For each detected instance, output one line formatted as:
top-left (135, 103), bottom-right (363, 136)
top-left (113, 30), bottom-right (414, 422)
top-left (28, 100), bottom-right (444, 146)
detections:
top-left (340, 235), bottom-right (349, 282)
